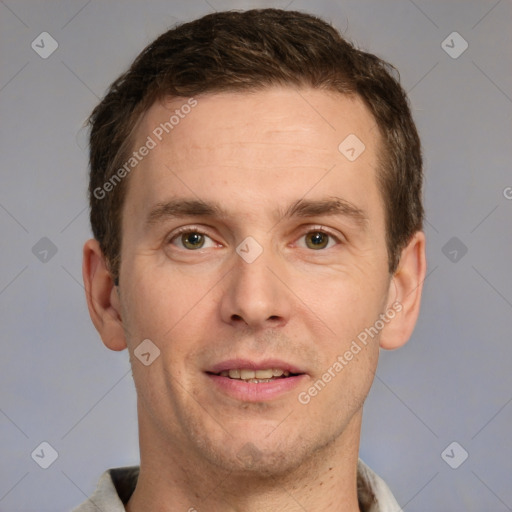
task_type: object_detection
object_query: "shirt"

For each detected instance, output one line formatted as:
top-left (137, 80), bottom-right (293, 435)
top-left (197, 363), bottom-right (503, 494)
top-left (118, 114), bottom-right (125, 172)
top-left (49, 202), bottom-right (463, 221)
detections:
top-left (72, 459), bottom-right (402, 512)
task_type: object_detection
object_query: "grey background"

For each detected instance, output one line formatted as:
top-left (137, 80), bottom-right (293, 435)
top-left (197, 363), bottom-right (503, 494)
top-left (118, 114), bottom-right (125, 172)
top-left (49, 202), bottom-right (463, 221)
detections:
top-left (1, 0), bottom-right (511, 510)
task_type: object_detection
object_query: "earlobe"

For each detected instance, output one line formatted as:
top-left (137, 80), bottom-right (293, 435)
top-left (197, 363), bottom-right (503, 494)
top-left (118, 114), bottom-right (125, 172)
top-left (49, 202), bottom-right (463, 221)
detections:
top-left (380, 231), bottom-right (427, 350)
top-left (82, 239), bottom-right (127, 351)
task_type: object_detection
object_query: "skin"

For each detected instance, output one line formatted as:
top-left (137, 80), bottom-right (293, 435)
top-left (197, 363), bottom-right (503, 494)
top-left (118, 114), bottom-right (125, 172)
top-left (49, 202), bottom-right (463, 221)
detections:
top-left (83, 87), bottom-right (426, 512)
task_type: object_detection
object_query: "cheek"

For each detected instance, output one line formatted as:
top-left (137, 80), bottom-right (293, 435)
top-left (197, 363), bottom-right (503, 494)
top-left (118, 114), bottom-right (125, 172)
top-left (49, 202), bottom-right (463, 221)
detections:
top-left (120, 261), bottom-right (224, 393)
top-left (301, 267), bottom-right (388, 340)
top-left (121, 261), bottom-right (207, 338)
top-left (301, 277), bottom-right (384, 409)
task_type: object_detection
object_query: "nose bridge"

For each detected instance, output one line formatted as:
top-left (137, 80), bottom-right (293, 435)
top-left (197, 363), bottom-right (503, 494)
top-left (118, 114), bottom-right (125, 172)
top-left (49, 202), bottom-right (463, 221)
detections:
top-left (220, 235), bottom-right (290, 328)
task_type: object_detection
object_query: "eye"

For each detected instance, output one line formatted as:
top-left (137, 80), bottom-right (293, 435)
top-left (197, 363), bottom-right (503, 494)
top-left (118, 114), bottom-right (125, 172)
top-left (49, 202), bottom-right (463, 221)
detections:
top-left (168, 229), bottom-right (217, 250)
top-left (299, 229), bottom-right (339, 250)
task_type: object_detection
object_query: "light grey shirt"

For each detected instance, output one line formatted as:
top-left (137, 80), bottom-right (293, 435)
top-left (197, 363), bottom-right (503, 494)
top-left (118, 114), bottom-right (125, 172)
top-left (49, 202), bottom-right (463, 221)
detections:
top-left (73, 459), bottom-right (402, 511)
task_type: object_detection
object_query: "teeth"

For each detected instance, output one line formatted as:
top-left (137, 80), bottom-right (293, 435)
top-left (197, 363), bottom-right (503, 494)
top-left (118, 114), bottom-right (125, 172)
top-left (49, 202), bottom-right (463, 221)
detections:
top-left (255, 369), bottom-right (273, 379)
top-left (219, 368), bottom-right (293, 380)
top-left (240, 369), bottom-right (255, 380)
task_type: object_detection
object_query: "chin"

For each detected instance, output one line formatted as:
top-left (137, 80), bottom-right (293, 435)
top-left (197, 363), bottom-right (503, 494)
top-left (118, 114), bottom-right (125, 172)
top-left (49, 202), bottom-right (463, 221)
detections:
top-left (218, 444), bottom-right (306, 477)
top-left (189, 429), bottom-right (319, 480)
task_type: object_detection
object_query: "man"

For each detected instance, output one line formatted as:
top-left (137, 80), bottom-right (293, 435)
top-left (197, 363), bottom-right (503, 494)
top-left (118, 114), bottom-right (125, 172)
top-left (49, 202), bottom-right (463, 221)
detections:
top-left (77, 8), bottom-right (426, 512)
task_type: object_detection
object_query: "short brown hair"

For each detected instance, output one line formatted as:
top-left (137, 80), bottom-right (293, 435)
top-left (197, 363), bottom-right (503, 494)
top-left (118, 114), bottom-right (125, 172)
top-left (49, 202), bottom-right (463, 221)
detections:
top-left (88, 8), bottom-right (423, 282)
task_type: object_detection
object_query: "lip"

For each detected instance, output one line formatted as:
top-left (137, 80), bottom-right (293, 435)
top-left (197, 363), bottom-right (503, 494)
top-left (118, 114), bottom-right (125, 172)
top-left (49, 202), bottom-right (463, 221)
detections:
top-left (206, 373), bottom-right (307, 402)
top-left (205, 358), bottom-right (307, 403)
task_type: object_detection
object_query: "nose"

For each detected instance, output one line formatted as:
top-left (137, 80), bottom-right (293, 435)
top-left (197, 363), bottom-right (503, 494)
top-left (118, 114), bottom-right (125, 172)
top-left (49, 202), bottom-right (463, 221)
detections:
top-left (219, 242), bottom-right (291, 330)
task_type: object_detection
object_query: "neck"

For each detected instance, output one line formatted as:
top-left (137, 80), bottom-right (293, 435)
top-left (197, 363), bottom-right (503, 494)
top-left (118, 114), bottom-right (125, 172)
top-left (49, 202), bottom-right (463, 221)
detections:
top-left (126, 410), bottom-right (363, 512)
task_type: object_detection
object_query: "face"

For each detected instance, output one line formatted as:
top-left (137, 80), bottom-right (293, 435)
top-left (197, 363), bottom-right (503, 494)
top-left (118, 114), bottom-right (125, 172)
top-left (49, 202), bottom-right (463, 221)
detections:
top-left (117, 87), bottom-right (395, 475)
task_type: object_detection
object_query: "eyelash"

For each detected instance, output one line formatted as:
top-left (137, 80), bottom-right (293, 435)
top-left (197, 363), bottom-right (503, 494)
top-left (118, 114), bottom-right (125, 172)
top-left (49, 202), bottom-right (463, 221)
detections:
top-left (167, 225), bottom-right (342, 250)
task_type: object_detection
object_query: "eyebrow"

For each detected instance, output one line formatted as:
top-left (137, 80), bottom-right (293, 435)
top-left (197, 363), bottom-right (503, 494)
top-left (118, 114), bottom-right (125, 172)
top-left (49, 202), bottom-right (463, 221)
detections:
top-left (145, 197), bottom-right (369, 229)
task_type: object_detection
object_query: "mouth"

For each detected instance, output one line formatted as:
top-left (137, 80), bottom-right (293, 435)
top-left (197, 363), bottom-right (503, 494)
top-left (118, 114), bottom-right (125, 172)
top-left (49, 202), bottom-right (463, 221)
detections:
top-left (209, 367), bottom-right (300, 383)
top-left (205, 360), bottom-right (307, 402)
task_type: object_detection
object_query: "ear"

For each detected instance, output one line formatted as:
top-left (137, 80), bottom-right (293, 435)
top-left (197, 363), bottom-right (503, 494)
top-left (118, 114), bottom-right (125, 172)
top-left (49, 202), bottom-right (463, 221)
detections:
top-left (82, 239), bottom-right (127, 351)
top-left (379, 231), bottom-right (426, 350)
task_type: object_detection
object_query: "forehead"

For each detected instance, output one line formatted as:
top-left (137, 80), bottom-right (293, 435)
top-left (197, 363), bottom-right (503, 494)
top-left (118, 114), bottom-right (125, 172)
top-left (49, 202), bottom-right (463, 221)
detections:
top-left (123, 87), bottom-right (383, 227)
top-left (138, 88), bottom-right (378, 163)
